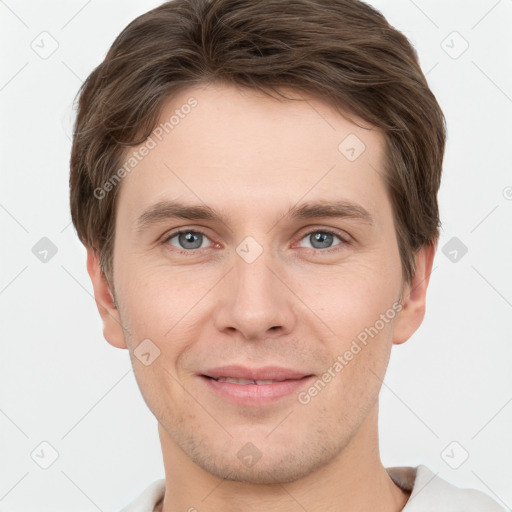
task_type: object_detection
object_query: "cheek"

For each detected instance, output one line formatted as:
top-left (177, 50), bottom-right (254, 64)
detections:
top-left (308, 289), bottom-right (397, 415)
top-left (290, 256), bottom-right (401, 336)
top-left (114, 223), bottom-right (402, 353)
top-left (289, 258), bottom-right (401, 400)
top-left (116, 248), bottom-right (402, 348)
top-left (115, 259), bottom-right (209, 337)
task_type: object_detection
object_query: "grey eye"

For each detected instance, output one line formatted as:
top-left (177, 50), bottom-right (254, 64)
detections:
top-left (167, 231), bottom-right (210, 250)
top-left (310, 232), bottom-right (334, 249)
top-left (299, 231), bottom-right (342, 250)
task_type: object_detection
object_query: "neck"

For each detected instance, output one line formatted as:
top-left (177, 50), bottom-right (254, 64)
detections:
top-left (157, 405), bottom-right (410, 512)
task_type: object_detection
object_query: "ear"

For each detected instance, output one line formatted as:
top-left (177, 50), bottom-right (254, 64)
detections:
top-left (393, 242), bottom-right (436, 345)
top-left (86, 248), bottom-right (127, 349)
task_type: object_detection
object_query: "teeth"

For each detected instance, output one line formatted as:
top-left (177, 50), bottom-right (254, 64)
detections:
top-left (215, 377), bottom-right (278, 385)
top-left (217, 377), bottom-right (257, 385)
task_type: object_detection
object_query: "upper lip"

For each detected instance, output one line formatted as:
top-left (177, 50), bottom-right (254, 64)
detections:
top-left (201, 365), bottom-right (312, 381)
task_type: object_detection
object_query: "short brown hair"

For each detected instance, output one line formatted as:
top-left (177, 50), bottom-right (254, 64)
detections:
top-left (70, 0), bottom-right (446, 285)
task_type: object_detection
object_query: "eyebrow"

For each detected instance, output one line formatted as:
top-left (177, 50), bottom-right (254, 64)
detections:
top-left (135, 199), bottom-right (374, 233)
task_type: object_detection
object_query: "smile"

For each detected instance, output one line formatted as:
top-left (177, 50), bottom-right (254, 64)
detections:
top-left (199, 367), bottom-right (315, 405)
top-left (212, 377), bottom-right (285, 385)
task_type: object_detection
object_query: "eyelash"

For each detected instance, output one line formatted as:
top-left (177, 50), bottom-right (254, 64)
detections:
top-left (162, 228), bottom-right (350, 256)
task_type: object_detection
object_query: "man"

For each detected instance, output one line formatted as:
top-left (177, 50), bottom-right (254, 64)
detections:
top-left (69, 0), bottom-right (506, 510)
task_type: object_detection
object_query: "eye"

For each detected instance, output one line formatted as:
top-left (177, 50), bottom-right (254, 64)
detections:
top-left (297, 229), bottom-right (347, 251)
top-left (164, 230), bottom-right (212, 251)
top-left (162, 227), bottom-right (349, 255)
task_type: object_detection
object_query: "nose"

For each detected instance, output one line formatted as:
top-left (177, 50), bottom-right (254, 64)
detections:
top-left (213, 248), bottom-right (297, 341)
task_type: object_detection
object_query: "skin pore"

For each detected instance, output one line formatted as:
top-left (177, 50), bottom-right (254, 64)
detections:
top-left (87, 82), bottom-right (434, 511)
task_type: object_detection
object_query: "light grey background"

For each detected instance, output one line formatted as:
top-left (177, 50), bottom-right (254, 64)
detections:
top-left (1, 0), bottom-right (511, 510)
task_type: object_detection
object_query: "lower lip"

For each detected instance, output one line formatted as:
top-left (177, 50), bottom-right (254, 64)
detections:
top-left (200, 375), bottom-right (314, 406)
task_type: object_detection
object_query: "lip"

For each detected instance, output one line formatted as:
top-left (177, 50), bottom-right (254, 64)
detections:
top-left (199, 365), bottom-right (314, 406)
top-left (202, 365), bottom-right (310, 381)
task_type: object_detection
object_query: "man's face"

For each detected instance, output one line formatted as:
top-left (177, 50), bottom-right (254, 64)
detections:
top-left (103, 83), bottom-right (413, 483)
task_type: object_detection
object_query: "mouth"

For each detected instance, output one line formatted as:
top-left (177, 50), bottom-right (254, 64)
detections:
top-left (207, 377), bottom-right (288, 385)
top-left (201, 365), bottom-right (312, 381)
top-left (199, 366), bottom-right (314, 405)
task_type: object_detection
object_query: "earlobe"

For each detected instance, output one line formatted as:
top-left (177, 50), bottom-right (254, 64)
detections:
top-left (393, 242), bottom-right (436, 345)
top-left (86, 248), bottom-right (127, 350)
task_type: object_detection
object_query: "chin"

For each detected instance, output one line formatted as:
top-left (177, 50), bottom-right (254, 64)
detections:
top-left (185, 437), bottom-right (341, 485)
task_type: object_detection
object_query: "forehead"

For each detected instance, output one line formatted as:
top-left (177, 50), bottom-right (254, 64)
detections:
top-left (116, 82), bottom-right (389, 225)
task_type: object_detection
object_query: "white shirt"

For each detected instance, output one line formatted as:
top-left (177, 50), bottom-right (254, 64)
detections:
top-left (120, 464), bottom-right (507, 511)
